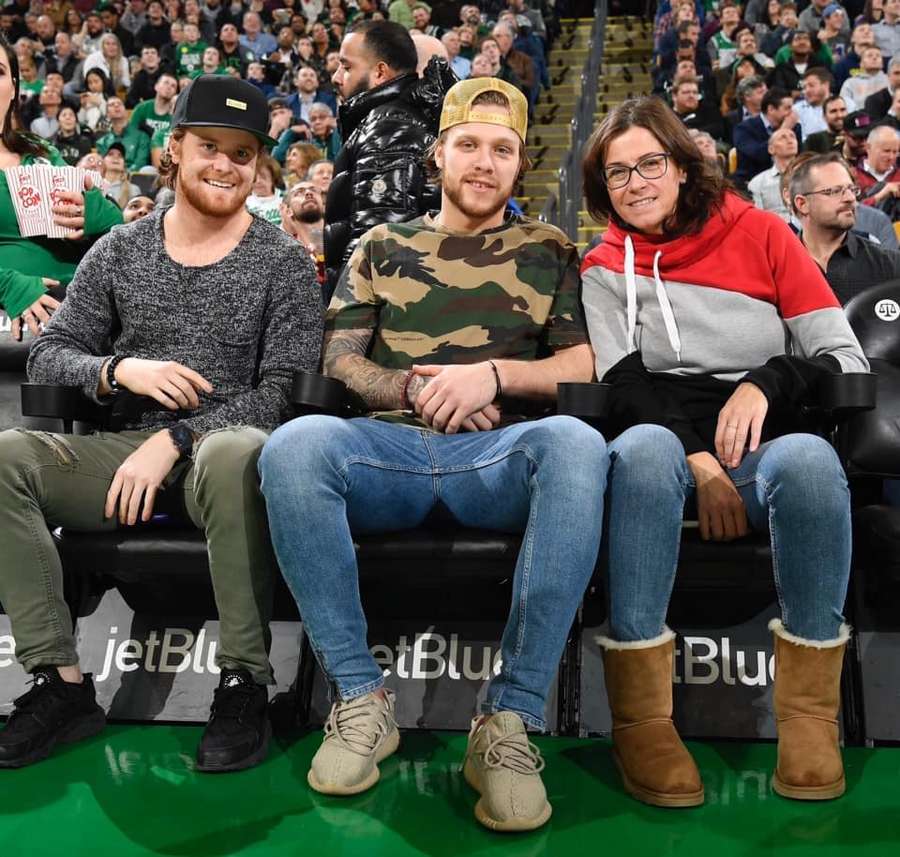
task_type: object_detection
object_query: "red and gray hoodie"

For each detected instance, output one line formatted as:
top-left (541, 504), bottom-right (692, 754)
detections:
top-left (580, 192), bottom-right (869, 455)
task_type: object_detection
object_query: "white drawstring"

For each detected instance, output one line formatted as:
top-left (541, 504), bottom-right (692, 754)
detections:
top-left (624, 236), bottom-right (638, 354)
top-left (652, 250), bottom-right (682, 363)
top-left (622, 237), bottom-right (682, 364)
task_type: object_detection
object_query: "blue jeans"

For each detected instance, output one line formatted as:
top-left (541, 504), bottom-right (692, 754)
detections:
top-left (258, 415), bottom-right (608, 730)
top-left (604, 424), bottom-right (851, 643)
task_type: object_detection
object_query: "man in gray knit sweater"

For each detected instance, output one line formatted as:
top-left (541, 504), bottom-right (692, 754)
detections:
top-left (0, 77), bottom-right (323, 772)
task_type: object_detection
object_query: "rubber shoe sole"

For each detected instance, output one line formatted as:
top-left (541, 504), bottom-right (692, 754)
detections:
top-left (307, 727), bottom-right (400, 796)
top-left (613, 748), bottom-right (705, 808)
top-left (195, 718), bottom-right (272, 774)
top-left (772, 770), bottom-right (846, 801)
top-left (463, 758), bottom-right (553, 832)
top-left (0, 707), bottom-right (106, 769)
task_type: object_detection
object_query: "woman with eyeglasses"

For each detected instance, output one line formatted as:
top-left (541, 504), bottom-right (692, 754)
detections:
top-left (579, 96), bottom-right (868, 809)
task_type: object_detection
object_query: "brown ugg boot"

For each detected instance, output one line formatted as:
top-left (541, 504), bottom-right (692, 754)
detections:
top-left (770, 619), bottom-right (850, 801)
top-left (598, 628), bottom-right (704, 808)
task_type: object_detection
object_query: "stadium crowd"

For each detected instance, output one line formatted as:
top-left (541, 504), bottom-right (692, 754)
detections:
top-left (0, 0), bottom-right (887, 839)
top-left (653, 0), bottom-right (900, 298)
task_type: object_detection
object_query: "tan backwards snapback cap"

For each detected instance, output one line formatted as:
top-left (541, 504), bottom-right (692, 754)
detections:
top-left (438, 77), bottom-right (528, 143)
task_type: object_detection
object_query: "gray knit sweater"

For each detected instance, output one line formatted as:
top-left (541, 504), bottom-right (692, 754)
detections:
top-left (28, 207), bottom-right (323, 435)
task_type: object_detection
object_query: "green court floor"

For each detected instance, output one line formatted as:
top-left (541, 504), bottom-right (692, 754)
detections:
top-left (0, 725), bottom-right (897, 857)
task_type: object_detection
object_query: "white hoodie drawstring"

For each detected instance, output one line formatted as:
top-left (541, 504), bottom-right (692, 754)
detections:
top-left (622, 236), bottom-right (682, 364)
top-left (624, 235), bottom-right (638, 354)
top-left (652, 250), bottom-right (682, 363)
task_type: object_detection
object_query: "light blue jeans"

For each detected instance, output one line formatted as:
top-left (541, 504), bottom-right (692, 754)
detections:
top-left (258, 415), bottom-right (608, 730)
top-left (604, 424), bottom-right (851, 643)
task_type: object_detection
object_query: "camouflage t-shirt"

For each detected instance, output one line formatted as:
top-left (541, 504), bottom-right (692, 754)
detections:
top-left (327, 212), bottom-right (588, 424)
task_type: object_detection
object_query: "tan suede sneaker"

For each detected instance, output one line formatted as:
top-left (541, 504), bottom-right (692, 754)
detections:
top-left (462, 712), bottom-right (552, 832)
top-left (307, 690), bottom-right (400, 796)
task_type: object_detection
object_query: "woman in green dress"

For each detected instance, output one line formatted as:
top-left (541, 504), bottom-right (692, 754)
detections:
top-left (0, 35), bottom-right (122, 341)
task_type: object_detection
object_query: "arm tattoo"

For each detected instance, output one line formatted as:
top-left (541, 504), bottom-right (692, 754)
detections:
top-left (324, 327), bottom-right (410, 411)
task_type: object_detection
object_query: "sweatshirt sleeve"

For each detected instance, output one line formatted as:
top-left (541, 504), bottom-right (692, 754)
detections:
top-left (179, 247), bottom-right (324, 436)
top-left (84, 186), bottom-right (125, 237)
top-left (27, 234), bottom-right (118, 401)
top-left (0, 268), bottom-right (48, 319)
top-left (743, 215), bottom-right (869, 407)
top-left (581, 265), bottom-right (708, 455)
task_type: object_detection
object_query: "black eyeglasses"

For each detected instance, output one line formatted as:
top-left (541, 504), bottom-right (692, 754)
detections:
top-left (603, 152), bottom-right (671, 190)
top-left (800, 184), bottom-right (862, 200)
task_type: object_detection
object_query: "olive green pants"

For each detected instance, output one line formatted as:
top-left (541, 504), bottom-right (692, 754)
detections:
top-left (0, 426), bottom-right (278, 684)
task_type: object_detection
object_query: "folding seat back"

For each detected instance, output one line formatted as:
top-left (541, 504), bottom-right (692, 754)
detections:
top-left (839, 280), bottom-right (900, 742)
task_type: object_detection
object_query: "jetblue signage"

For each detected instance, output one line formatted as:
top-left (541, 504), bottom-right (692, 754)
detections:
top-left (308, 621), bottom-right (561, 733)
top-left (0, 590), bottom-right (303, 721)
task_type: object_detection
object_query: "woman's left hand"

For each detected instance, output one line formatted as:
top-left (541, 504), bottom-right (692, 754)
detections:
top-left (714, 382), bottom-right (769, 469)
top-left (51, 173), bottom-right (95, 240)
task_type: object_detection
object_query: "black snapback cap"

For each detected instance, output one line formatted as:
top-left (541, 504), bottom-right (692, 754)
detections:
top-left (171, 75), bottom-right (278, 147)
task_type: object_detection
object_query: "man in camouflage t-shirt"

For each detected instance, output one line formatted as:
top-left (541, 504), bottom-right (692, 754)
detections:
top-left (259, 79), bottom-right (609, 832)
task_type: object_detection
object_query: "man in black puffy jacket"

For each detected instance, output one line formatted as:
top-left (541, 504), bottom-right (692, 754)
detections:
top-left (324, 19), bottom-right (456, 301)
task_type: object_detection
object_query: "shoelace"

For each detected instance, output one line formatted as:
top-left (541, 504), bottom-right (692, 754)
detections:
top-left (209, 682), bottom-right (257, 720)
top-left (464, 727), bottom-right (546, 776)
top-left (323, 695), bottom-right (394, 757)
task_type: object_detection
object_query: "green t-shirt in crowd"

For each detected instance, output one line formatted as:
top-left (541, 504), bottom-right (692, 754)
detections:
top-left (150, 125), bottom-right (171, 154)
top-left (327, 213), bottom-right (589, 425)
top-left (129, 100), bottom-right (173, 138)
top-left (189, 66), bottom-right (228, 79)
top-left (176, 40), bottom-right (208, 78)
top-left (96, 123), bottom-right (151, 171)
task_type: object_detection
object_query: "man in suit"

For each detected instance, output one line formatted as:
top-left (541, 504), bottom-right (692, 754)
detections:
top-left (724, 74), bottom-right (767, 144)
top-left (734, 87), bottom-right (800, 184)
top-left (864, 56), bottom-right (900, 121)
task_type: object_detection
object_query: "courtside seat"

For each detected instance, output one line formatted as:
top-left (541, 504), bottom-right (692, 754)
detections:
top-left (838, 280), bottom-right (900, 742)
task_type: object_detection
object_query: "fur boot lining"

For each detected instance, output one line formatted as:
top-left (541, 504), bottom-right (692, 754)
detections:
top-left (595, 626), bottom-right (676, 651)
top-left (768, 618), bottom-right (851, 649)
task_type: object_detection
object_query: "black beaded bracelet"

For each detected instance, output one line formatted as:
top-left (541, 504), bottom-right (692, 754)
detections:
top-left (489, 360), bottom-right (503, 399)
top-left (106, 354), bottom-right (127, 392)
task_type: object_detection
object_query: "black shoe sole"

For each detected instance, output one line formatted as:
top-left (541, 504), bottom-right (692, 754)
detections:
top-left (0, 707), bottom-right (106, 769)
top-left (195, 718), bottom-right (271, 774)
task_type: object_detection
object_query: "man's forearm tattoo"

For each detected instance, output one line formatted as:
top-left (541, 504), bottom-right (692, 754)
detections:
top-left (324, 328), bottom-right (411, 410)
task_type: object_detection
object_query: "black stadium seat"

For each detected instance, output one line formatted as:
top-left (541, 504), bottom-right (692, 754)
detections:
top-left (838, 280), bottom-right (900, 743)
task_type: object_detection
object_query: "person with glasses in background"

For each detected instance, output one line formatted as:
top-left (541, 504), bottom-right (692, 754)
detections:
top-left (792, 151), bottom-right (900, 304)
top-left (579, 96), bottom-right (868, 810)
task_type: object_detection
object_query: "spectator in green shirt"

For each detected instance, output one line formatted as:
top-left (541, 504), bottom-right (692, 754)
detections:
top-left (189, 46), bottom-right (229, 79)
top-left (0, 35), bottom-right (122, 338)
top-left (176, 23), bottom-right (208, 79)
top-left (128, 72), bottom-right (177, 139)
top-left (95, 96), bottom-right (151, 171)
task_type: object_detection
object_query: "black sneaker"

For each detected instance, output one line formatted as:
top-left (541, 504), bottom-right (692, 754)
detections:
top-left (196, 669), bottom-right (270, 773)
top-left (0, 668), bottom-right (106, 768)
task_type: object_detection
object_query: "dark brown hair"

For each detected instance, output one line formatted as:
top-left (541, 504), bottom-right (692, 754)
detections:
top-left (424, 89), bottom-right (532, 184)
top-left (0, 35), bottom-right (47, 159)
top-left (582, 96), bottom-right (727, 236)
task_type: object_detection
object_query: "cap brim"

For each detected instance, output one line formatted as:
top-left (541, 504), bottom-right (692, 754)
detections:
top-left (175, 121), bottom-right (278, 149)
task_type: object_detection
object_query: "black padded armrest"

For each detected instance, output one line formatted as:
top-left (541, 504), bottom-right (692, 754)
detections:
top-left (20, 383), bottom-right (103, 422)
top-left (818, 372), bottom-right (877, 415)
top-left (557, 382), bottom-right (610, 421)
top-left (291, 371), bottom-right (349, 416)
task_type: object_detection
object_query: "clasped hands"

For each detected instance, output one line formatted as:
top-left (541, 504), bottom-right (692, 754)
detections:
top-left (408, 362), bottom-right (501, 434)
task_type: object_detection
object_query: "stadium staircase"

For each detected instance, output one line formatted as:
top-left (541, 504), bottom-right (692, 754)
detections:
top-left (523, 8), bottom-right (652, 251)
